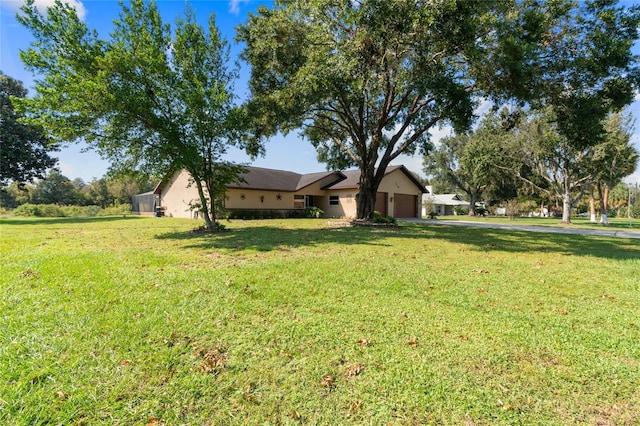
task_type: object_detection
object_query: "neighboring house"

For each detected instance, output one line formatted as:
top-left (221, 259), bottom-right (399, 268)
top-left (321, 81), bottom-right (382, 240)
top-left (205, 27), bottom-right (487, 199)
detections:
top-left (132, 164), bottom-right (426, 219)
top-left (421, 186), bottom-right (470, 216)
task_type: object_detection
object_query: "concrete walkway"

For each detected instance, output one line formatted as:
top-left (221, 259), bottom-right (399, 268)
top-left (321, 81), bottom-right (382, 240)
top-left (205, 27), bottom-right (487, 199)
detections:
top-left (399, 218), bottom-right (640, 240)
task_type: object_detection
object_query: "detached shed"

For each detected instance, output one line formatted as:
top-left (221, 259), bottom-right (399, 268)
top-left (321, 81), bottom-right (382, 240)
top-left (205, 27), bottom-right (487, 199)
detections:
top-left (131, 191), bottom-right (157, 216)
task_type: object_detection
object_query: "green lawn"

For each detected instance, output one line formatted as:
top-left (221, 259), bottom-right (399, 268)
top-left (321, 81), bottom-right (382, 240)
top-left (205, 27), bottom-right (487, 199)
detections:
top-left (429, 214), bottom-right (640, 232)
top-left (1, 217), bottom-right (639, 425)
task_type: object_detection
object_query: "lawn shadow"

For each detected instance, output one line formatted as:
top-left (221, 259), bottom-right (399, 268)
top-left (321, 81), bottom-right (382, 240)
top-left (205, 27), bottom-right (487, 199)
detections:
top-left (403, 222), bottom-right (640, 261)
top-left (155, 221), bottom-right (639, 261)
top-left (156, 223), bottom-right (399, 251)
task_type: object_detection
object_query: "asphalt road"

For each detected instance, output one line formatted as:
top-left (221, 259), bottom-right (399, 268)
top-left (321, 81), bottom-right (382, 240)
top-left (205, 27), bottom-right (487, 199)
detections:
top-left (399, 218), bottom-right (640, 240)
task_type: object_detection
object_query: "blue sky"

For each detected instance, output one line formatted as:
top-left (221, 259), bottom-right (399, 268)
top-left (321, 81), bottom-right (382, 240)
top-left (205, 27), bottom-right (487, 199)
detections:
top-left (1, 0), bottom-right (639, 184)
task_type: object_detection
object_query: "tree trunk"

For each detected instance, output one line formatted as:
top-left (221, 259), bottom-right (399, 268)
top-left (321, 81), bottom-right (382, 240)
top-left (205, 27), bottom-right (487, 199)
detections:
top-left (561, 193), bottom-right (572, 223)
top-left (356, 169), bottom-right (381, 220)
top-left (356, 184), bottom-right (377, 220)
top-left (468, 192), bottom-right (477, 216)
top-left (560, 174), bottom-right (573, 224)
top-left (598, 182), bottom-right (609, 225)
top-left (195, 179), bottom-right (215, 230)
top-left (589, 185), bottom-right (597, 223)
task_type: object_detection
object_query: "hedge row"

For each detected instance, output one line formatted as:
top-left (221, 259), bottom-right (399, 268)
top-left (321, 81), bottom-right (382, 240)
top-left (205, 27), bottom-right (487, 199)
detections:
top-left (227, 206), bottom-right (324, 220)
top-left (12, 203), bottom-right (132, 217)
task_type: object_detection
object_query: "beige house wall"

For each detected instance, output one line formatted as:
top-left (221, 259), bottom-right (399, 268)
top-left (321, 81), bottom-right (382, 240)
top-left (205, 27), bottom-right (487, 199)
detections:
top-left (377, 168), bottom-right (423, 217)
top-left (321, 190), bottom-right (356, 218)
top-left (160, 170), bottom-right (201, 218)
top-left (225, 188), bottom-right (294, 210)
top-left (299, 175), bottom-right (341, 195)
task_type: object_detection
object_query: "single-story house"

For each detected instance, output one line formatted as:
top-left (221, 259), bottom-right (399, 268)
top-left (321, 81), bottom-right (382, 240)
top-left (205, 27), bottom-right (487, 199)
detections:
top-left (132, 164), bottom-right (426, 219)
top-left (421, 186), bottom-right (471, 216)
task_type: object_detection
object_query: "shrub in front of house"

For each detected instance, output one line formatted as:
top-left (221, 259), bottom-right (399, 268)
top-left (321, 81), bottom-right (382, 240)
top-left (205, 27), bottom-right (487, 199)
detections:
top-left (372, 211), bottom-right (397, 224)
top-left (454, 206), bottom-right (468, 216)
top-left (229, 208), bottom-right (325, 220)
top-left (305, 206), bottom-right (324, 218)
top-left (228, 209), bottom-right (287, 220)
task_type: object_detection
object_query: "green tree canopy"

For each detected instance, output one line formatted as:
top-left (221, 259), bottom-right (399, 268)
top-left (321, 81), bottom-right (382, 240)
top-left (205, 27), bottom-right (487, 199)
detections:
top-left (0, 71), bottom-right (58, 185)
top-left (238, 0), bottom-right (523, 219)
top-left (423, 111), bottom-right (512, 215)
top-left (491, 0), bottom-right (640, 149)
top-left (16, 0), bottom-right (253, 229)
top-left (590, 112), bottom-right (639, 223)
top-left (238, 0), bottom-right (639, 220)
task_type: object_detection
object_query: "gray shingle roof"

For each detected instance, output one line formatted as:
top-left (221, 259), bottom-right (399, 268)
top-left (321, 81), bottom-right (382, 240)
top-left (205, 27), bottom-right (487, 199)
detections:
top-left (227, 166), bottom-right (344, 192)
top-left (159, 164), bottom-right (425, 193)
top-left (228, 166), bottom-right (302, 191)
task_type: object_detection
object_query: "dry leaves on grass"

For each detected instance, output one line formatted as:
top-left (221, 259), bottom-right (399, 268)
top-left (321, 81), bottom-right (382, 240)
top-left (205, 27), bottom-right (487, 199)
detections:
top-left (343, 363), bottom-right (365, 379)
top-left (349, 399), bottom-right (364, 415)
top-left (54, 391), bottom-right (69, 400)
top-left (193, 345), bottom-right (228, 374)
top-left (320, 374), bottom-right (336, 390)
top-left (356, 338), bottom-right (372, 347)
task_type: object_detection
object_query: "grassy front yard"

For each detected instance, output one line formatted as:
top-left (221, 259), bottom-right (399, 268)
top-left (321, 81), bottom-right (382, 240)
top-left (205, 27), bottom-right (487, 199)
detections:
top-left (428, 214), bottom-right (640, 232)
top-left (1, 217), bottom-right (638, 424)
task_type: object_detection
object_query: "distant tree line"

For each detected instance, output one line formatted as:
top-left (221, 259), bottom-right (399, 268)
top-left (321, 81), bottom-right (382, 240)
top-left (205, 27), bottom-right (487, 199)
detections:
top-left (0, 169), bottom-right (156, 211)
top-left (423, 109), bottom-right (640, 221)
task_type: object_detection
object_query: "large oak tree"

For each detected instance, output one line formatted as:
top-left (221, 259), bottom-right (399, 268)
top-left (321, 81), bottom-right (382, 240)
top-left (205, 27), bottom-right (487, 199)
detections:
top-left (495, 0), bottom-right (640, 223)
top-left (16, 0), bottom-right (252, 229)
top-left (238, 0), bottom-right (640, 220)
top-left (237, 0), bottom-right (523, 219)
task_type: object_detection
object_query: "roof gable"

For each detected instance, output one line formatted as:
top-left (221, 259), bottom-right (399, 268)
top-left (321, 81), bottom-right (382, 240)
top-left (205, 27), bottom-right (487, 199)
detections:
top-left (326, 165), bottom-right (427, 193)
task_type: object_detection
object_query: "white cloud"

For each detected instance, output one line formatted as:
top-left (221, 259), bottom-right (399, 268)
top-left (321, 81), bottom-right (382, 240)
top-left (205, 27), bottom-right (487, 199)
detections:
top-left (3, 0), bottom-right (86, 20)
top-left (634, 90), bottom-right (640, 102)
top-left (228, 0), bottom-right (249, 15)
top-left (474, 98), bottom-right (494, 117)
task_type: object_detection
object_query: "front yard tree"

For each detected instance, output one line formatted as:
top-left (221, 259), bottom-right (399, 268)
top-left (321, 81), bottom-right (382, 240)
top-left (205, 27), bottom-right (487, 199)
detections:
top-left (502, 0), bottom-right (639, 223)
top-left (423, 112), bottom-right (510, 216)
top-left (0, 72), bottom-right (58, 185)
top-left (237, 0), bottom-right (543, 220)
top-left (591, 112), bottom-right (639, 224)
top-left (16, 0), bottom-right (250, 230)
top-left (505, 109), bottom-right (596, 223)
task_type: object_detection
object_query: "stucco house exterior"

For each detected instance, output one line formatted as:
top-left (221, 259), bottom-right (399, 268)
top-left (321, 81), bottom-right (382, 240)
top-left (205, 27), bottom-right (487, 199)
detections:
top-left (133, 164), bottom-right (426, 219)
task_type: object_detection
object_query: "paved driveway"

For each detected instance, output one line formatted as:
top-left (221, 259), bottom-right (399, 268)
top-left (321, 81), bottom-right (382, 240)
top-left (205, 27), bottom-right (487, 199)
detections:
top-left (399, 218), bottom-right (640, 240)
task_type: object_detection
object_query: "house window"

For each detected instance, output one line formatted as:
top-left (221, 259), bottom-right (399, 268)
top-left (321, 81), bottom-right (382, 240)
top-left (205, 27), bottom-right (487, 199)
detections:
top-left (329, 195), bottom-right (339, 206)
top-left (294, 195), bottom-right (305, 209)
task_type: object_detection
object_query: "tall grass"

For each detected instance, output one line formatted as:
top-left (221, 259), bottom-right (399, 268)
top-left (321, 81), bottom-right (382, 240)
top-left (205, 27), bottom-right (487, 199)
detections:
top-left (1, 217), bottom-right (638, 424)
